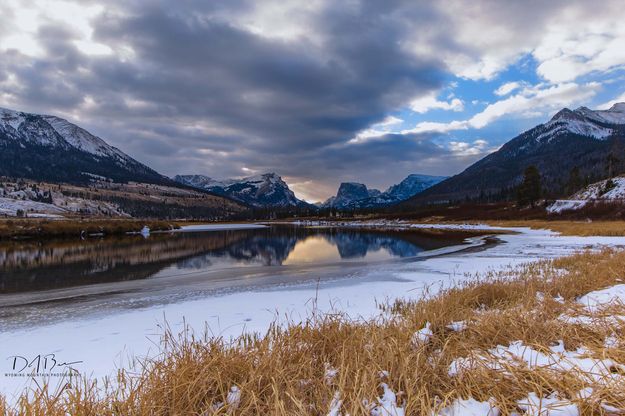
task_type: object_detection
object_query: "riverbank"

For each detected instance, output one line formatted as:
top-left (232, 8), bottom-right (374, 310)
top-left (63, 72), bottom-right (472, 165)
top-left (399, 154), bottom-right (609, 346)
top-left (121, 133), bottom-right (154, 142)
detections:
top-left (3, 237), bottom-right (625, 414)
top-left (0, 218), bottom-right (183, 239)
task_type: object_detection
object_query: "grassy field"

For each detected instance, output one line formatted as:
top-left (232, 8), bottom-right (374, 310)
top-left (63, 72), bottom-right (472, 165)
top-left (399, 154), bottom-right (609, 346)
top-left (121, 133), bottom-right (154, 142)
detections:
top-left (485, 220), bottom-right (625, 236)
top-left (0, 218), bottom-right (181, 239)
top-left (3, 248), bottom-right (625, 414)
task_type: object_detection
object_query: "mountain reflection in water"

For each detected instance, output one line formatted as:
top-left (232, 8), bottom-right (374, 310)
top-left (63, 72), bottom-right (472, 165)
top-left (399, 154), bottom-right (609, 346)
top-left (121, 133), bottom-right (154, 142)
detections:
top-left (0, 226), bottom-right (468, 294)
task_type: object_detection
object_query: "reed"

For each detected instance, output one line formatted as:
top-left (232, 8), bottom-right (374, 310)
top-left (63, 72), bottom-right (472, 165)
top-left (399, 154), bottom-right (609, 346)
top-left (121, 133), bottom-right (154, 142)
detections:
top-left (3, 249), bottom-right (625, 414)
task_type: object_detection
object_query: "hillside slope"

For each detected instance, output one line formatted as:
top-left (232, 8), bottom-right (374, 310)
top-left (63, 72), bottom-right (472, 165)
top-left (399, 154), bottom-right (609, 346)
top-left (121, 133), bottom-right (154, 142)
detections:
top-left (404, 103), bottom-right (625, 206)
top-left (0, 107), bottom-right (170, 185)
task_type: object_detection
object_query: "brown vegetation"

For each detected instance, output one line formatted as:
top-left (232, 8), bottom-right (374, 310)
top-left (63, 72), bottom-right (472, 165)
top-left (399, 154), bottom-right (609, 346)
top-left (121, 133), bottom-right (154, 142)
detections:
top-left (0, 218), bottom-right (180, 239)
top-left (3, 248), bottom-right (625, 414)
top-left (486, 220), bottom-right (625, 236)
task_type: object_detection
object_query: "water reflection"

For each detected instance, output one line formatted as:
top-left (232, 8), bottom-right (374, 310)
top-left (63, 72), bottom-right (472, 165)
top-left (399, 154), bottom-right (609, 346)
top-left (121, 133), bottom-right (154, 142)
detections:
top-left (0, 226), bottom-right (467, 294)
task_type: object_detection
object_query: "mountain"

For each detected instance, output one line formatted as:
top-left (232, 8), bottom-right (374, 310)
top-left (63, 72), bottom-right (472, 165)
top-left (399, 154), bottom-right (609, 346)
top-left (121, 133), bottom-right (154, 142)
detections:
top-left (386, 174), bottom-right (448, 200)
top-left (0, 107), bottom-right (170, 185)
top-left (323, 175), bottom-right (446, 209)
top-left (174, 172), bottom-right (311, 208)
top-left (322, 182), bottom-right (380, 208)
top-left (404, 103), bottom-right (625, 206)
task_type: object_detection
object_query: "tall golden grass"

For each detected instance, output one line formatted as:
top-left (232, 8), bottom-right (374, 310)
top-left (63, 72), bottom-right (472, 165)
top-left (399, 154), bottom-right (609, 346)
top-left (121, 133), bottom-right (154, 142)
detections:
top-left (3, 249), bottom-right (625, 415)
top-left (486, 219), bottom-right (625, 236)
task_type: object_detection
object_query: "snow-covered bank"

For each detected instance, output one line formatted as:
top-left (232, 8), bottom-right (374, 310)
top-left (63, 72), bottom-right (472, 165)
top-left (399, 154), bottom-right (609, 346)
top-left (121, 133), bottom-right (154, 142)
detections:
top-left (176, 223), bottom-right (267, 232)
top-left (2, 223), bottom-right (625, 403)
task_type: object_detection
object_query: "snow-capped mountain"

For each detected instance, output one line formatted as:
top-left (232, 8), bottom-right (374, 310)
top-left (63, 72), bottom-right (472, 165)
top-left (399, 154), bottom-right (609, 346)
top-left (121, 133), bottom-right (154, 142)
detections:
top-left (174, 173), bottom-right (310, 208)
top-left (323, 175), bottom-right (446, 209)
top-left (385, 174), bottom-right (448, 200)
top-left (405, 103), bottom-right (625, 205)
top-left (0, 107), bottom-right (169, 184)
top-left (322, 182), bottom-right (381, 208)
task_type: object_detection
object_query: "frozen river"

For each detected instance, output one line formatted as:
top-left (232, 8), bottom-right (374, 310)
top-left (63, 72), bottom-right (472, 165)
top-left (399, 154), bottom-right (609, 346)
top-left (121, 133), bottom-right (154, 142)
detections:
top-left (1, 222), bottom-right (624, 400)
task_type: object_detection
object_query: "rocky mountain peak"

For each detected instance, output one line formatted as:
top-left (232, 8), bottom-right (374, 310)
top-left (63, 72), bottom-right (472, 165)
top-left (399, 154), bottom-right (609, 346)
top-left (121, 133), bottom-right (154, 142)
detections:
top-left (174, 172), bottom-right (309, 208)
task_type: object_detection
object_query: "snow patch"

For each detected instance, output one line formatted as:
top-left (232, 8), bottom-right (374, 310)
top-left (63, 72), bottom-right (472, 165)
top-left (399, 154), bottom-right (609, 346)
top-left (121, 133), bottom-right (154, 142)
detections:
top-left (434, 397), bottom-right (499, 416)
top-left (577, 284), bottom-right (625, 313)
top-left (517, 392), bottom-right (579, 416)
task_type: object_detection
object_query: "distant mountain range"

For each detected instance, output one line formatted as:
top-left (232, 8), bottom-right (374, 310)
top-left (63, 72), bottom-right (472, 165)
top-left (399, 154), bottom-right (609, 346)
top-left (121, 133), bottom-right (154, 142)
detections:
top-left (7, 102), bottom-right (624, 215)
top-left (322, 174), bottom-right (447, 209)
top-left (0, 107), bottom-right (171, 185)
top-left (174, 173), bottom-right (312, 209)
top-left (404, 103), bottom-right (625, 206)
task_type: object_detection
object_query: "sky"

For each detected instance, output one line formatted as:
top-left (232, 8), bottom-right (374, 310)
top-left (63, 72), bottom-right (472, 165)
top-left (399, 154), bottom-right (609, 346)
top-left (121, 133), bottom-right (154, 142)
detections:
top-left (2, 1), bottom-right (625, 202)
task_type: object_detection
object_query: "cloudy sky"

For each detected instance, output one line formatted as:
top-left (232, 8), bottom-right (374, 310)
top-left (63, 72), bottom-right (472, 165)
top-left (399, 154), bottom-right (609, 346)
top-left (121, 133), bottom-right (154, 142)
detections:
top-left (2, 1), bottom-right (625, 201)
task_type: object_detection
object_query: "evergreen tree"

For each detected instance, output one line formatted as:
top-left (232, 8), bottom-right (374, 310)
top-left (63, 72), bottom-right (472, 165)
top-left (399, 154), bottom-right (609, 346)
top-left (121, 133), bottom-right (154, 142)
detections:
top-left (517, 165), bottom-right (542, 208)
top-left (566, 166), bottom-right (581, 196)
top-left (607, 153), bottom-right (620, 178)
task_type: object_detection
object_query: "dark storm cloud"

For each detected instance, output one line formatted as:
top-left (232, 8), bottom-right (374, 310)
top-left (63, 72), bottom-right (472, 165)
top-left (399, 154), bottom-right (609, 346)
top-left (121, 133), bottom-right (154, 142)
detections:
top-left (0, 0), bottom-right (485, 199)
top-left (88, 2), bottom-right (446, 149)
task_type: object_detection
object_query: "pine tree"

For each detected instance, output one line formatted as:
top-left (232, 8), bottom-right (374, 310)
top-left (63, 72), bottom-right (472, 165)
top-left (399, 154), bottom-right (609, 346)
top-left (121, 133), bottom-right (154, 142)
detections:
top-left (517, 165), bottom-right (542, 208)
top-left (566, 166), bottom-right (581, 196)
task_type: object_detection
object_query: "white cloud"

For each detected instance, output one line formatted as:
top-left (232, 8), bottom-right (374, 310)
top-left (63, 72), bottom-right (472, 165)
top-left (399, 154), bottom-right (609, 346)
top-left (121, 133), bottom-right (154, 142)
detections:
top-left (417, 1), bottom-right (625, 83)
top-left (349, 115), bottom-right (404, 143)
top-left (0, 0), bottom-right (111, 57)
top-left (533, 9), bottom-right (625, 83)
top-left (403, 82), bottom-right (602, 134)
top-left (494, 81), bottom-right (522, 96)
top-left (402, 120), bottom-right (469, 135)
top-left (409, 92), bottom-right (464, 114)
top-left (376, 115), bottom-right (404, 127)
top-left (448, 139), bottom-right (491, 156)
top-left (468, 82), bottom-right (601, 128)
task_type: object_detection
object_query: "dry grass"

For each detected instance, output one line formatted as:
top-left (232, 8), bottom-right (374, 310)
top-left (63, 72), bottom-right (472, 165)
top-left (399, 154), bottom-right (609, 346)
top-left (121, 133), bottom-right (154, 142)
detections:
top-left (0, 218), bottom-right (180, 239)
top-left (3, 249), bottom-right (625, 415)
top-left (485, 220), bottom-right (625, 236)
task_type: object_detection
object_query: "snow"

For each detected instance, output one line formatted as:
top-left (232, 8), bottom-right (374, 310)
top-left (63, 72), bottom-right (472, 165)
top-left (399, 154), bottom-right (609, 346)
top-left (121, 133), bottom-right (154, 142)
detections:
top-left (176, 172), bottom-right (303, 207)
top-left (448, 340), bottom-right (624, 384)
top-left (0, 107), bottom-right (132, 161)
top-left (539, 119), bottom-right (613, 141)
top-left (368, 383), bottom-right (405, 416)
top-left (577, 284), bottom-right (625, 313)
top-left (327, 392), bottom-right (343, 416)
top-left (0, 181), bottom-right (128, 217)
top-left (177, 223), bottom-right (267, 232)
top-left (3, 224), bottom-right (625, 403)
top-left (546, 200), bottom-right (587, 214)
top-left (325, 364), bottom-right (339, 384)
top-left (0, 196), bottom-right (67, 216)
top-left (435, 398), bottom-right (499, 416)
top-left (577, 103), bottom-right (625, 125)
top-left (535, 103), bottom-right (625, 146)
top-left (0, 107), bottom-right (24, 130)
top-left (517, 392), bottom-right (579, 416)
top-left (573, 176), bottom-right (625, 200)
top-left (446, 321), bottom-right (467, 332)
top-left (226, 385), bottom-right (241, 409)
top-left (547, 176), bottom-right (625, 213)
top-left (43, 115), bottom-right (127, 160)
top-left (411, 322), bottom-right (433, 347)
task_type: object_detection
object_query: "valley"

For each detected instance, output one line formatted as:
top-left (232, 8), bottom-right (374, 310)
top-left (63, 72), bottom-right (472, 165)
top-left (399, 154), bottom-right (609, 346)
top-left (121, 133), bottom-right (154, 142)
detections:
top-left (5, 3), bottom-right (625, 413)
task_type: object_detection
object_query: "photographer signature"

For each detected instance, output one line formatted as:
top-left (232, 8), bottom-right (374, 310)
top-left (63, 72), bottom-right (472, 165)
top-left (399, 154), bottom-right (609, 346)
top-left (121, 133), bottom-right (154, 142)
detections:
top-left (7, 354), bottom-right (83, 373)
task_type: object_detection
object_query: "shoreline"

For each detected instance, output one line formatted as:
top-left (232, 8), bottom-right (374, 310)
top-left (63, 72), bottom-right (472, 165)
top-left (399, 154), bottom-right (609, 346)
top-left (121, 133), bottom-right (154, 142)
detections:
top-left (3, 224), bottom-right (625, 401)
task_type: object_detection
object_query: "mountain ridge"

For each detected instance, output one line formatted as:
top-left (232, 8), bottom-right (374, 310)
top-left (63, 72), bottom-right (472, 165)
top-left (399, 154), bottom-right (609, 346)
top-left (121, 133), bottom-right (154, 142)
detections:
top-left (174, 172), bottom-right (311, 209)
top-left (402, 102), bottom-right (625, 206)
top-left (323, 174), bottom-right (447, 209)
top-left (0, 107), bottom-right (171, 185)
